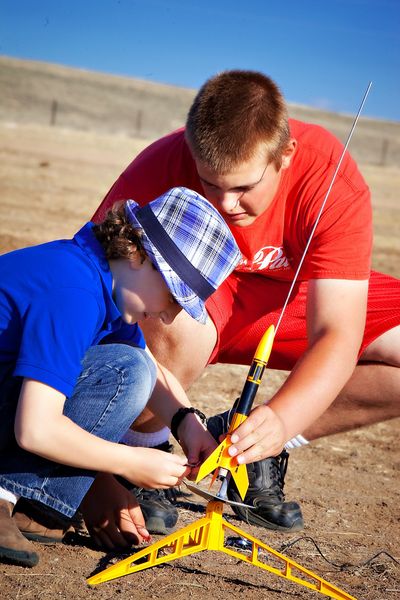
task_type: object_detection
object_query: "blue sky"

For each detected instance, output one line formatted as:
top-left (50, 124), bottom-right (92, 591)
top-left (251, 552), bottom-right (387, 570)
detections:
top-left (1, 0), bottom-right (399, 121)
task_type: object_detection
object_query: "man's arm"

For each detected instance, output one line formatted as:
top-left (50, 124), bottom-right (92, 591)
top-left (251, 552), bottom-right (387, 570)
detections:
top-left (229, 278), bottom-right (368, 462)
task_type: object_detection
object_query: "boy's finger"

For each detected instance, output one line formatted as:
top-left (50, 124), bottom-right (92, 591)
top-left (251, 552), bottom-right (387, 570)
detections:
top-left (126, 505), bottom-right (151, 543)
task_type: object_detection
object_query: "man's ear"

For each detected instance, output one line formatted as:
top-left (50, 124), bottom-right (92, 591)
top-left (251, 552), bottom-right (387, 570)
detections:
top-left (281, 138), bottom-right (297, 170)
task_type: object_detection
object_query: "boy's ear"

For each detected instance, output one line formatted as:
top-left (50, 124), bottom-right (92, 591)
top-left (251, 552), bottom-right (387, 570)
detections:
top-left (127, 250), bottom-right (144, 269)
top-left (281, 139), bottom-right (297, 170)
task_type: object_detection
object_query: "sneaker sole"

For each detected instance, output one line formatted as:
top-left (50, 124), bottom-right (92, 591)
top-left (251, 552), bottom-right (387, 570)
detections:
top-left (0, 544), bottom-right (39, 567)
top-left (18, 531), bottom-right (65, 544)
top-left (145, 517), bottom-right (177, 535)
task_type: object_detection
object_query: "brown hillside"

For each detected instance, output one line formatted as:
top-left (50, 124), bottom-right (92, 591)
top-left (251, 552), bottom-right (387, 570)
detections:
top-left (1, 55), bottom-right (400, 166)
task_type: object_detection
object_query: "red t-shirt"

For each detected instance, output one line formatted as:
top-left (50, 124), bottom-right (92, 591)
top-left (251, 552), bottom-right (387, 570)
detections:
top-left (93, 120), bottom-right (372, 282)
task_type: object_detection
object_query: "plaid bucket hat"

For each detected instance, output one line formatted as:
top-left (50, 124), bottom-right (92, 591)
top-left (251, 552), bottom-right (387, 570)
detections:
top-left (125, 187), bottom-right (241, 324)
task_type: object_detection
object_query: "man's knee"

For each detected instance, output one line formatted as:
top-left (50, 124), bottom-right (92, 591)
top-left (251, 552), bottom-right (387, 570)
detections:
top-left (140, 311), bottom-right (217, 387)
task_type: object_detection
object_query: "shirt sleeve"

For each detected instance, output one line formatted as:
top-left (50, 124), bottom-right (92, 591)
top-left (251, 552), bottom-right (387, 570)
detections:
top-left (304, 185), bottom-right (372, 279)
top-left (289, 145), bottom-right (373, 280)
top-left (14, 288), bottom-right (103, 397)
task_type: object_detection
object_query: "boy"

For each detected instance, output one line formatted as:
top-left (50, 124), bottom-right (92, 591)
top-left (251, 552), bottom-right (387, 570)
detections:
top-left (88, 69), bottom-right (400, 533)
top-left (0, 186), bottom-right (241, 567)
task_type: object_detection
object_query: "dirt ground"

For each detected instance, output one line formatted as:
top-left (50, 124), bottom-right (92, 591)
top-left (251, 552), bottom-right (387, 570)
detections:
top-left (0, 122), bottom-right (399, 600)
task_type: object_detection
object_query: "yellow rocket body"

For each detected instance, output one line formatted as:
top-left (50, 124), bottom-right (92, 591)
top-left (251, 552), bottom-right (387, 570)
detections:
top-left (195, 325), bottom-right (275, 500)
top-left (196, 412), bottom-right (249, 500)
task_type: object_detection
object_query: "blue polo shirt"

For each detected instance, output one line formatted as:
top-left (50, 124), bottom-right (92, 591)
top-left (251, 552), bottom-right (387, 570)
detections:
top-left (0, 223), bottom-right (145, 397)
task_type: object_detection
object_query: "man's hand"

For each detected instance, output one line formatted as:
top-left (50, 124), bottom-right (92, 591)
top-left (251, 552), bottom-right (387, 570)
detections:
top-left (80, 473), bottom-right (150, 550)
top-left (228, 404), bottom-right (287, 463)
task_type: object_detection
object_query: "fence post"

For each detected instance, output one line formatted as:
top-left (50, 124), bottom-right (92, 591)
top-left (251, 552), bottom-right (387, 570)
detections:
top-left (380, 138), bottom-right (389, 166)
top-left (50, 100), bottom-right (58, 126)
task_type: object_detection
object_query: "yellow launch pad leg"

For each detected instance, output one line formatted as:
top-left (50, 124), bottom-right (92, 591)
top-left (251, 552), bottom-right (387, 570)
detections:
top-left (87, 501), bottom-right (356, 599)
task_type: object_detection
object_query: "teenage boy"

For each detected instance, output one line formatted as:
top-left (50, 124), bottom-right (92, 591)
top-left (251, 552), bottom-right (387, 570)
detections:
top-left (0, 187), bottom-right (241, 567)
top-left (87, 70), bottom-right (400, 534)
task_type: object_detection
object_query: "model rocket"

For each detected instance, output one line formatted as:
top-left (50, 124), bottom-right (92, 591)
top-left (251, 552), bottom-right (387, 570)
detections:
top-left (195, 324), bottom-right (275, 501)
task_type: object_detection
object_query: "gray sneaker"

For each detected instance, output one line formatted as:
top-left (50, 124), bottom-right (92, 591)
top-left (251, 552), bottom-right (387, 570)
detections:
top-left (131, 486), bottom-right (179, 534)
top-left (207, 407), bottom-right (304, 532)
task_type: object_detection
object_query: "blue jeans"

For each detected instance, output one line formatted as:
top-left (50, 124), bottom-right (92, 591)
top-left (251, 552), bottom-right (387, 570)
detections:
top-left (0, 344), bottom-right (156, 518)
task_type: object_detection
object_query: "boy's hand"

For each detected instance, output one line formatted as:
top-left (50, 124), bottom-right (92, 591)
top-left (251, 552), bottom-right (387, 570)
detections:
top-left (177, 414), bottom-right (218, 479)
top-left (80, 473), bottom-right (150, 549)
top-left (121, 447), bottom-right (191, 489)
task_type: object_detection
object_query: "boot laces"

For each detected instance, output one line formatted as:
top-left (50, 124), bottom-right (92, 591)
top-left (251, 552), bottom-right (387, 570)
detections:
top-left (273, 449), bottom-right (289, 491)
top-left (249, 450), bottom-right (289, 500)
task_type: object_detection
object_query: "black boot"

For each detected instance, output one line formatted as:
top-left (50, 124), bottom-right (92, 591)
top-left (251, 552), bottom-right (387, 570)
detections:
top-left (207, 410), bottom-right (304, 532)
top-left (227, 449), bottom-right (303, 531)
